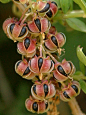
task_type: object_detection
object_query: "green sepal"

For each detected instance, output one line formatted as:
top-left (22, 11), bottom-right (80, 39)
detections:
top-left (77, 45), bottom-right (86, 66)
top-left (79, 61), bottom-right (85, 75)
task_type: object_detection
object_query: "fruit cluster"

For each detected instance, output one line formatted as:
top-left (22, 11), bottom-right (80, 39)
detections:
top-left (3, 0), bottom-right (81, 114)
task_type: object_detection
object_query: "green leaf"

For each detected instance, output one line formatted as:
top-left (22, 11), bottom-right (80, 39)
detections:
top-left (0, 0), bottom-right (11, 3)
top-left (60, 0), bottom-right (70, 13)
top-left (79, 61), bottom-right (85, 75)
top-left (72, 71), bottom-right (86, 81)
top-left (79, 79), bottom-right (86, 93)
top-left (73, 0), bottom-right (86, 13)
top-left (66, 18), bottom-right (86, 32)
top-left (77, 45), bottom-right (86, 66)
top-left (74, 71), bottom-right (84, 76)
top-left (69, 0), bottom-right (73, 10)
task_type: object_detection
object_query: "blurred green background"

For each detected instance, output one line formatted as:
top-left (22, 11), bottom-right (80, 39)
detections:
top-left (0, 1), bottom-right (86, 115)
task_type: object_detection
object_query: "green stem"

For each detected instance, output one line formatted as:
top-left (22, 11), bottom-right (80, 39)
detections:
top-left (53, 10), bottom-right (86, 23)
top-left (64, 10), bottom-right (85, 18)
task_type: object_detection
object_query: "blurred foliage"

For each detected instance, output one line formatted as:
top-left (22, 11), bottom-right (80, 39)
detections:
top-left (0, 1), bottom-right (86, 115)
top-left (0, 0), bottom-right (11, 3)
top-left (60, 0), bottom-right (73, 13)
top-left (73, 0), bottom-right (86, 13)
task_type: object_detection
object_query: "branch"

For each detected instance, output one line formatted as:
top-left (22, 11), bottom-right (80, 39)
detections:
top-left (68, 98), bottom-right (85, 115)
top-left (53, 10), bottom-right (86, 23)
top-left (64, 10), bottom-right (86, 18)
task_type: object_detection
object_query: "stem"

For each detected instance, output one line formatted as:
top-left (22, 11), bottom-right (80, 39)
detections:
top-left (40, 44), bottom-right (42, 57)
top-left (39, 73), bottom-right (43, 80)
top-left (47, 95), bottom-right (60, 115)
top-left (45, 73), bottom-right (52, 81)
top-left (19, 0), bottom-right (33, 23)
top-left (39, 34), bottom-right (45, 57)
top-left (68, 98), bottom-right (85, 115)
top-left (19, 5), bottom-right (31, 22)
top-left (43, 49), bottom-right (46, 58)
top-left (20, 12), bottom-right (33, 25)
top-left (46, 52), bottom-right (58, 63)
top-left (53, 10), bottom-right (86, 23)
top-left (64, 10), bottom-right (85, 19)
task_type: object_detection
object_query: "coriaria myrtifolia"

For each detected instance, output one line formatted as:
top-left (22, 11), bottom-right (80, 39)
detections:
top-left (2, 0), bottom-right (86, 115)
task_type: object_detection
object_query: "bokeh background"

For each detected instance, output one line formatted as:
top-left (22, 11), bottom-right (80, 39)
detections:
top-left (0, 1), bottom-right (86, 115)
